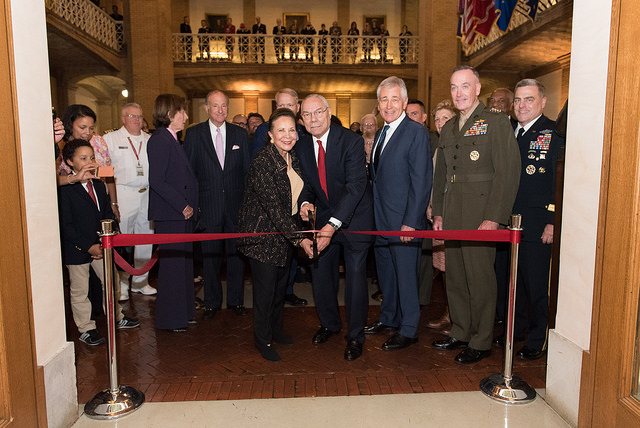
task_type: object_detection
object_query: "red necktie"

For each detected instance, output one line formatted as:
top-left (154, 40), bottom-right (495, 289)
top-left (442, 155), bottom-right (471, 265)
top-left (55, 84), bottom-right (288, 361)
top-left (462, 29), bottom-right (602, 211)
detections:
top-left (317, 140), bottom-right (328, 198)
top-left (86, 180), bottom-right (98, 207)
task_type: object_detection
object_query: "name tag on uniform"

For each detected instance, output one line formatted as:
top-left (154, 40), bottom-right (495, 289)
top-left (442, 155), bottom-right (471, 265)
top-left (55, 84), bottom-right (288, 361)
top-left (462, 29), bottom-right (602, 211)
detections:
top-left (464, 119), bottom-right (488, 136)
top-left (136, 164), bottom-right (144, 176)
top-left (530, 133), bottom-right (551, 150)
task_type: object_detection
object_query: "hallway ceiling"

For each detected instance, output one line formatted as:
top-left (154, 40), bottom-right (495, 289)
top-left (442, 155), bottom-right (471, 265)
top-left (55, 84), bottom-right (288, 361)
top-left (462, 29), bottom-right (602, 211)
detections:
top-left (173, 64), bottom-right (419, 99)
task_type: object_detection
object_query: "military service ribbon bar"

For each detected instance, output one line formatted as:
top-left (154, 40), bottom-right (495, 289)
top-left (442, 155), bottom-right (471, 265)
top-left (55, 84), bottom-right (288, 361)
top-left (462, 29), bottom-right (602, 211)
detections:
top-left (464, 119), bottom-right (488, 136)
top-left (530, 133), bottom-right (551, 150)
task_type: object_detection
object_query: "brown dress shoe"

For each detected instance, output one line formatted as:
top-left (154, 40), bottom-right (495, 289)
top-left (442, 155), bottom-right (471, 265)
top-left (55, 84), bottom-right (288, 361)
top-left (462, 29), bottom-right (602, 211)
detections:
top-left (426, 306), bottom-right (451, 329)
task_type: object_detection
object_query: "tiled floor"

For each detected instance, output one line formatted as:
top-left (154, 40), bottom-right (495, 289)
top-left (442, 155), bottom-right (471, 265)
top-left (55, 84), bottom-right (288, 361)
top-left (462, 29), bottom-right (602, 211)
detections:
top-left (72, 391), bottom-right (571, 427)
top-left (71, 273), bottom-right (547, 405)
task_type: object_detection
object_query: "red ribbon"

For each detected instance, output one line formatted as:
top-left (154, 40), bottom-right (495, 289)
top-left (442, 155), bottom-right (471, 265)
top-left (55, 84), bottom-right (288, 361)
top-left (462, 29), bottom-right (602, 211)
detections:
top-left (105, 228), bottom-right (520, 276)
top-left (113, 248), bottom-right (160, 276)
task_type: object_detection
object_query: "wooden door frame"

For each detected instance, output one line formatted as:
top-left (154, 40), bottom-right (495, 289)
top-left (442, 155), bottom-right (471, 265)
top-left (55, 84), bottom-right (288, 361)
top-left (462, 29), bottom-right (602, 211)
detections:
top-left (578, 0), bottom-right (640, 425)
top-left (0, 0), bottom-right (43, 426)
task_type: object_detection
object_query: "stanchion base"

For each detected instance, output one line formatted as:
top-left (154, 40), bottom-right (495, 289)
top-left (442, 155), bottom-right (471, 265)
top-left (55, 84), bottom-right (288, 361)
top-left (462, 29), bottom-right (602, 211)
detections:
top-left (84, 385), bottom-right (145, 420)
top-left (480, 373), bottom-right (536, 404)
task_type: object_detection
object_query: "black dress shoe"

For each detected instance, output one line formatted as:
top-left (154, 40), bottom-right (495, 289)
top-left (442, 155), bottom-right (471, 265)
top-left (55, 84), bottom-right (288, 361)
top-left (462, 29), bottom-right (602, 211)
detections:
top-left (517, 346), bottom-right (545, 360)
top-left (284, 294), bottom-right (308, 306)
top-left (364, 320), bottom-right (397, 335)
top-left (229, 305), bottom-right (248, 316)
top-left (381, 333), bottom-right (418, 350)
top-left (432, 336), bottom-right (469, 350)
top-left (493, 335), bottom-right (525, 347)
top-left (454, 348), bottom-right (491, 364)
top-left (312, 327), bottom-right (340, 344)
top-left (344, 339), bottom-right (363, 361)
top-left (255, 343), bottom-right (280, 361)
top-left (202, 307), bottom-right (219, 320)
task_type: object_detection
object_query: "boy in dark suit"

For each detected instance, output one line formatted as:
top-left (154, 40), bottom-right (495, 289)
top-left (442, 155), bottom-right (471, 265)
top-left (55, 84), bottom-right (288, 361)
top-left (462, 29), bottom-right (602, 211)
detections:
top-left (58, 140), bottom-right (139, 346)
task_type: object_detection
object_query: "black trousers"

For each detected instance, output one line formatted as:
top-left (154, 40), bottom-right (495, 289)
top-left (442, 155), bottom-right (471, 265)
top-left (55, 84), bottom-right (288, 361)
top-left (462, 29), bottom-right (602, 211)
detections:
top-left (201, 216), bottom-right (245, 309)
top-left (311, 238), bottom-right (370, 343)
top-left (154, 220), bottom-right (196, 330)
top-left (249, 248), bottom-right (292, 347)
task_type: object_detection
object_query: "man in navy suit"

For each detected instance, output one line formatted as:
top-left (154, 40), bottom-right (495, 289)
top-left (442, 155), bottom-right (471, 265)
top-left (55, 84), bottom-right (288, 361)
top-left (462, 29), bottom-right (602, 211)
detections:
top-left (365, 76), bottom-right (431, 350)
top-left (184, 90), bottom-right (250, 319)
top-left (297, 94), bottom-right (374, 361)
top-left (505, 78), bottom-right (560, 360)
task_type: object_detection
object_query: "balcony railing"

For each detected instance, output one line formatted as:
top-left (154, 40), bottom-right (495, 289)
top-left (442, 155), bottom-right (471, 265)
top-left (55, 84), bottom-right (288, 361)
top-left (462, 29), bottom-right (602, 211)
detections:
top-left (173, 34), bottom-right (419, 65)
top-left (45, 0), bottom-right (123, 51)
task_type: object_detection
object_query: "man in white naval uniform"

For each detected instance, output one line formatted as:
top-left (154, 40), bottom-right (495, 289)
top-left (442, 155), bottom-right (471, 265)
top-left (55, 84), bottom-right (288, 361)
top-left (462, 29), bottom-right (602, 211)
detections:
top-left (103, 103), bottom-right (156, 300)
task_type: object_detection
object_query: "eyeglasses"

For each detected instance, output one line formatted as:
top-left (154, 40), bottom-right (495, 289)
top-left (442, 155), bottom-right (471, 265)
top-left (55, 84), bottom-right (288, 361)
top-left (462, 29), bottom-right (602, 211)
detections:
top-left (363, 122), bottom-right (376, 126)
top-left (301, 107), bottom-right (328, 120)
top-left (125, 114), bottom-right (143, 119)
top-left (232, 121), bottom-right (247, 126)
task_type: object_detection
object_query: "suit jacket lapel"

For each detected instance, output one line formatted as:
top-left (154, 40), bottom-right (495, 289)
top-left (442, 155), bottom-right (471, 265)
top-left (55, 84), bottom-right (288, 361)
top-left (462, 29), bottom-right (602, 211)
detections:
top-left (75, 182), bottom-right (99, 213)
top-left (224, 122), bottom-right (234, 170)
top-left (377, 116), bottom-right (407, 171)
top-left (457, 102), bottom-right (485, 137)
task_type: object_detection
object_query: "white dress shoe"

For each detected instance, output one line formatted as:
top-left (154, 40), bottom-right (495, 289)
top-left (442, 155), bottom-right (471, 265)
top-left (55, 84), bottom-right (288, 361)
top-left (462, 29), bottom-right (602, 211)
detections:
top-left (131, 285), bottom-right (157, 295)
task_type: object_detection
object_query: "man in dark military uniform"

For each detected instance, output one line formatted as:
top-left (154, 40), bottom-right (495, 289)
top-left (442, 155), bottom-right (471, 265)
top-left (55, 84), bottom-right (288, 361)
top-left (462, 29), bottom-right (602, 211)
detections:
top-left (505, 78), bottom-right (560, 360)
top-left (431, 66), bottom-right (520, 364)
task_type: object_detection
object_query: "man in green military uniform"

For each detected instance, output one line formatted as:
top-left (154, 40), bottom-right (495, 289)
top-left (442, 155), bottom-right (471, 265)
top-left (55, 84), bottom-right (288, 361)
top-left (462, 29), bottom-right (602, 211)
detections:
top-left (431, 66), bottom-right (520, 364)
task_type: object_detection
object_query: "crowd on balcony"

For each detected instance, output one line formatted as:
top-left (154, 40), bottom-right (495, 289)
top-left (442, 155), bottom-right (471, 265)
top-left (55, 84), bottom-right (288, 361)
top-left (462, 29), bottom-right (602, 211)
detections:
top-left (178, 15), bottom-right (416, 64)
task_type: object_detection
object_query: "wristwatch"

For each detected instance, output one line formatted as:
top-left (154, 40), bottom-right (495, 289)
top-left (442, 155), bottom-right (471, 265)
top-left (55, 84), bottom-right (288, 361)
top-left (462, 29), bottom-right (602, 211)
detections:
top-left (327, 219), bottom-right (340, 231)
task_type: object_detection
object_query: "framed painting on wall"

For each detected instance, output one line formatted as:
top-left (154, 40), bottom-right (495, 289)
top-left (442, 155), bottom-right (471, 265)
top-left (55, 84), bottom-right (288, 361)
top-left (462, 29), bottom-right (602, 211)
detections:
top-left (363, 15), bottom-right (386, 32)
top-left (284, 13), bottom-right (310, 32)
top-left (206, 14), bottom-right (228, 33)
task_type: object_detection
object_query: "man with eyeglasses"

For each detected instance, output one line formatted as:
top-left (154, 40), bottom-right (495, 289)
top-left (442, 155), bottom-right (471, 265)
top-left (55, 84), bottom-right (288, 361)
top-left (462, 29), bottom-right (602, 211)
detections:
top-left (231, 114), bottom-right (248, 131)
top-left (103, 103), bottom-right (156, 300)
top-left (250, 88), bottom-right (307, 159)
top-left (297, 94), bottom-right (374, 361)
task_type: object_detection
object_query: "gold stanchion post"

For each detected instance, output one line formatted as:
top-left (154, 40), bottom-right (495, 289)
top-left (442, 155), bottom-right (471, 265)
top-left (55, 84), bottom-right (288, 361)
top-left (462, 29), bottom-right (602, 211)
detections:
top-left (84, 220), bottom-right (145, 419)
top-left (479, 214), bottom-right (536, 403)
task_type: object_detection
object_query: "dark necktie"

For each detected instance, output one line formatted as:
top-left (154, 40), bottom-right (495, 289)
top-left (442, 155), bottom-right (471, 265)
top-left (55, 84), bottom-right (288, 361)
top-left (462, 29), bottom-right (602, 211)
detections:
top-left (517, 127), bottom-right (525, 139)
top-left (86, 180), bottom-right (98, 208)
top-left (373, 124), bottom-right (390, 173)
top-left (317, 140), bottom-right (328, 198)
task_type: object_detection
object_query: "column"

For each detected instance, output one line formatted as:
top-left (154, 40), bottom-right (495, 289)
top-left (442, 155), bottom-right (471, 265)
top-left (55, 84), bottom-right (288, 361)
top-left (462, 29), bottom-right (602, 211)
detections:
top-left (123, 0), bottom-right (175, 121)
top-left (244, 91), bottom-right (259, 115)
top-left (335, 93), bottom-right (351, 127)
top-left (418, 0), bottom-right (458, 128)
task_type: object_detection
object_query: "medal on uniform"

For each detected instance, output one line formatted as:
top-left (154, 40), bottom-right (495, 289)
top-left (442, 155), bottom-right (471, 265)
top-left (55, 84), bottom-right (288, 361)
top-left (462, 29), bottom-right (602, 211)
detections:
top-left (528, 153), bottom-right (535, 160)
top-left (540, 154), bottom-right (546, 159)
top-left (526, 165), bottom-right (536, 175)
top-left (539, 167), bottom-right (546, 174)
top-left (470, 150), bottom-right (480, 161)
